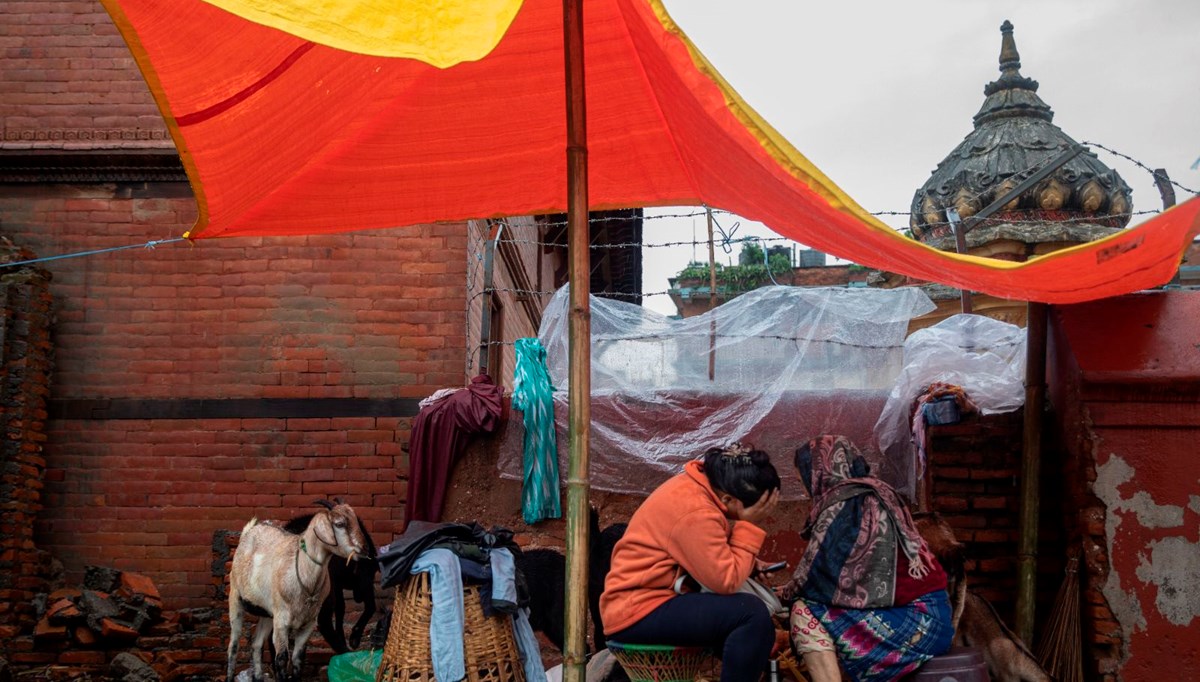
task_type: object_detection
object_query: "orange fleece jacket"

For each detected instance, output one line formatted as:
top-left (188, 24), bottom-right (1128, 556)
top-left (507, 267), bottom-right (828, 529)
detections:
top-left (600, 460), bottom-right (767, 635)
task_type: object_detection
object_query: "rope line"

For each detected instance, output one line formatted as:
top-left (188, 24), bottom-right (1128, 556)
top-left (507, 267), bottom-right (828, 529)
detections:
top-left (0, 237), bottom-right (186, 270)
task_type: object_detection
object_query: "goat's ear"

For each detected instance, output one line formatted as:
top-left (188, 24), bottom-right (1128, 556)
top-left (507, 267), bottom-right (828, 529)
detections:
top-left (313, 499), bottom-right (335, 510)
top-left (334, 497), bottom-right (345, 506)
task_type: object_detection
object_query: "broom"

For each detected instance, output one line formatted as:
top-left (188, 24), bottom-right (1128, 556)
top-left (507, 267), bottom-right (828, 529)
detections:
top-left (1036, 545), bottom-right (1083, 682)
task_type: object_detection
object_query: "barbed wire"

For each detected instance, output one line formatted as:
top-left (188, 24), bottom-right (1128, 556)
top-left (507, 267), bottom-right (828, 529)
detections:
top-left (1084, 141), bottom-right (1199, 196)
top-left (469, 286), bottom-right (676, 300)
top-left (489, 210), bottom-right (1160, 251)
top-left (478, 332), bottom-right (902, 350)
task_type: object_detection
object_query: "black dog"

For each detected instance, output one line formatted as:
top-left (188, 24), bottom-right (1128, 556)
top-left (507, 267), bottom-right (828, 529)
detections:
top-left (282, 506), bottom-right (379, 653)
top-left (516, 507), bottom-right (628, 652)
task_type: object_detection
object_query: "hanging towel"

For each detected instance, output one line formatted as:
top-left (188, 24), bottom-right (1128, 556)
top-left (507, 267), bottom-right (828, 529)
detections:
top-left (512, 338), bottom-right (561, 524)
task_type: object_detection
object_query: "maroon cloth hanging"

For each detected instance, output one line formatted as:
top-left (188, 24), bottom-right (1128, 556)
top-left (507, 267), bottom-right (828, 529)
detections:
top-left (404, 374), bottom-right (504, 525)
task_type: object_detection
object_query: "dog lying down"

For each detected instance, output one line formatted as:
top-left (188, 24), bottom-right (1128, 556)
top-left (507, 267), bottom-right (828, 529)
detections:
top-left (915, 512), bottom-right (1053, 682)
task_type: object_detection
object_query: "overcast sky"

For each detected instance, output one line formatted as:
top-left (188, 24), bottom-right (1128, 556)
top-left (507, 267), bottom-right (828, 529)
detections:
top-left (640, 0), bottom-right (1200, 315)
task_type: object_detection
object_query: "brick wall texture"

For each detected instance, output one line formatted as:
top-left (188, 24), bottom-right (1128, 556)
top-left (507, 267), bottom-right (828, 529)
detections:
top-left (0, 181), bottom-right (479, 610)
top-left (0, 246), bottom-right (56, 632)
top-left (0, 0), bottom-right (172, 150)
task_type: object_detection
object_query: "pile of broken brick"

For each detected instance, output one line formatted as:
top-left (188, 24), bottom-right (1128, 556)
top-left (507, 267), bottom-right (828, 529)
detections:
top-left (33, 566), bottom-right (162, 647)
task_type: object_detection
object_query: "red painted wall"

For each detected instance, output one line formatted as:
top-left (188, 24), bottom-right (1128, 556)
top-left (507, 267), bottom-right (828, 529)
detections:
top-left (1049, 291), bottom-right (1200, 681)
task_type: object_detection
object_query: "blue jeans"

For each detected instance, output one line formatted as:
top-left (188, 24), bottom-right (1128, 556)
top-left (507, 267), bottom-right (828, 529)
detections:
top-left (609, 592), bottom-right (774, 682)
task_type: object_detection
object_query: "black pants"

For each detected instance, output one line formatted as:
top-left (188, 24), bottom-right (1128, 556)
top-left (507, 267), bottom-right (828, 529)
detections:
top-left (609, 592), bottom-right (774, 682)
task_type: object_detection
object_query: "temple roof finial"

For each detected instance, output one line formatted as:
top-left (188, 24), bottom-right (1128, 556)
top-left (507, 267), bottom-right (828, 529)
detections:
top-left (999, 20), bottom-right (1021, 75)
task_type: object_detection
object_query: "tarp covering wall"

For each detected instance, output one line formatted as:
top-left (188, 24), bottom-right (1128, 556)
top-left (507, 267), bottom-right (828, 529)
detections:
top-left (497, 286), bottom-right (935, 498)
top-left (102, 0), bottom-right (1200, 303)
top-left (874, 314), bottom-right (1028, 497)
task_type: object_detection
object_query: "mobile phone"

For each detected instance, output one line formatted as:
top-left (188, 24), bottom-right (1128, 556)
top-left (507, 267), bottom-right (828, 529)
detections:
top-left (759, 561), bottom-right (788, 574)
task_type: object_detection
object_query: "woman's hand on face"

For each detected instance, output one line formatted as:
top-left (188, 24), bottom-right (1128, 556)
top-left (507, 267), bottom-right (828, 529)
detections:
top-left (737, 488), bottom-right (779, 525)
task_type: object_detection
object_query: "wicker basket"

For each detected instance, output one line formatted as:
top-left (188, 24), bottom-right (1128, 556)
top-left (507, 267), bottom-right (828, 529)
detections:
top-left (376, 572), bottom-right (525, 682)
top-left (605, 642), bottom-right (713, 682)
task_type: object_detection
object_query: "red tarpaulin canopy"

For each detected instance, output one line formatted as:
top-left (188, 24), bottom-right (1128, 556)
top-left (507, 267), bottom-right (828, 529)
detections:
top-left (102, 0), bottom-right (1199, 303)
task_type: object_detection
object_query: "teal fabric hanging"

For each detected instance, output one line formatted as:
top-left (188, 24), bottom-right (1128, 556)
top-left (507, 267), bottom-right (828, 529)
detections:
top-left (512, 337), bottom-right (561, 524)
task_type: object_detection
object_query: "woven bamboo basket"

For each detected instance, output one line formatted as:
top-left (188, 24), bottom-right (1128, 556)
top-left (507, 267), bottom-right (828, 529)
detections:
top-left (606, 642), bottom-right (712, 682)
top-left (376, 572), bottom-right (525, 682)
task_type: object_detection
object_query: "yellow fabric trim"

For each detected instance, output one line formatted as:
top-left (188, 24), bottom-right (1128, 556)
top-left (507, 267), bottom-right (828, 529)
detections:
top-left (99, 0), bottom-right (211, 240)
top-left (198, 0), bottom-right (524, 65)
top-left (643, 0), bottom-right (1029, 271)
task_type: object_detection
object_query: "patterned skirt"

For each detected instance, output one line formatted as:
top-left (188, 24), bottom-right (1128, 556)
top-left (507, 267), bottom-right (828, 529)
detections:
top-left (794, 590), bottom-right (953, 682)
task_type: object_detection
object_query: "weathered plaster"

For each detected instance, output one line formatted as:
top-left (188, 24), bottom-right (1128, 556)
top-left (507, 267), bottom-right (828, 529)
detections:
top-left (1095, 454), bottom-right (1200, 654)
top-left (1095, 455), bottom-right (1184, 529)
top-left (1096, 454), bottom-right (1151, 645)
top-left (1135, 537), bottom-right (1200, 627)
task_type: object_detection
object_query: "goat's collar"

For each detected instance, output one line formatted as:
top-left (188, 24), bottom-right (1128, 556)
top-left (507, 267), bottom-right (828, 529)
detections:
top-left (294, 542), bottom-right (328, 601)
top-left (299, 539), bottom-right (324, 567)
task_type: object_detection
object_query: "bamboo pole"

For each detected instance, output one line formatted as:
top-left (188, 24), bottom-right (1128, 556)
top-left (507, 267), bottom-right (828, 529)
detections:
top-left (562, 0), bottom-right (591, 680)
top-left (1016, 301), bottom-right (1047, 643)
top-left (706, 208), bottom-right (717, 381)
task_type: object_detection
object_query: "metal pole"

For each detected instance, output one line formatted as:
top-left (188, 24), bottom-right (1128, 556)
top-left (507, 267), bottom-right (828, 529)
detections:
top-left (1016, 301), bottom-right (1047, 643)
top-left (706, 207), bottom-right (717, 381)
top-left (1153, 168), bottom-right (1177, 210)
top-left (562, 0), bottom-right (591, 680)
top-left (945, 208), bottom-right (974, 314)
top-left (478, 222), bottom-right (504, 374)
top-left (946, 145), bottom-right (1085, 315)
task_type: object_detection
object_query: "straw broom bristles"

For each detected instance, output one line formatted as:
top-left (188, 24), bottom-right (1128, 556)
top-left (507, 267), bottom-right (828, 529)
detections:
top-left (1036, 545), bottom-right (1084, 682)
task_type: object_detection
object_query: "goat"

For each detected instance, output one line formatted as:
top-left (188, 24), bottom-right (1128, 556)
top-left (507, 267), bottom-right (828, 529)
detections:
top-left (913, 511), bottom-right (967, 631)
top-left (517, 507), bottom-right (628, 653)
top-left (913, 511), bottom-right (1052, 682)
top-left (589, 512), bottom-right (627, 648)
top-left (282, 505), bottom-right (379, 652)
top-left (956, 590), bottom-right (1053, 682)
top-left (226, 501), bottom-right (366, 682)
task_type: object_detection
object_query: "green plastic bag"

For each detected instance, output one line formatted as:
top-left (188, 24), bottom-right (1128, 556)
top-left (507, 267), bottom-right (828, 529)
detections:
top-left (327, 649), bottom-right (382, 682)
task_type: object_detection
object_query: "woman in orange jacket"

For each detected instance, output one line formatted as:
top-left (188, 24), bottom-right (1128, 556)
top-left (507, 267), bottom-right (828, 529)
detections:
top-left (601, 443), bottom-right (781, 682)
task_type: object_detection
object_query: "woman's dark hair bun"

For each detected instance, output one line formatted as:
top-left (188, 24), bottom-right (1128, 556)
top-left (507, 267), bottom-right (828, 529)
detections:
top-left (702, 442), bottom-right (781, 507)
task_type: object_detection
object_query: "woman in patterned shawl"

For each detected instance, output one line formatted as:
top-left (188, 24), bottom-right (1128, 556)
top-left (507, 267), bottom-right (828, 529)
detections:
top-left (777, 435), bottom-right (953, 682)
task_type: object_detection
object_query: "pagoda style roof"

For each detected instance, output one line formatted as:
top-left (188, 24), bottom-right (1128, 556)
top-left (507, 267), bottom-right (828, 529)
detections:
top-left (910, 21), bottom-right (1133, 244)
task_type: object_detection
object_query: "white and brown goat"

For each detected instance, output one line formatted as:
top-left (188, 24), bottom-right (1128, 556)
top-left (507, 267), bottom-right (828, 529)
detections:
top-left (226, 500), bottom-right (367, 682)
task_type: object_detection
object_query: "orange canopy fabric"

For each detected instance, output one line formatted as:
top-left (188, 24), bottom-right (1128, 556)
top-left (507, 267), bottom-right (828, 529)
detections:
top-left (103, 0), bottom-right (1200, 303)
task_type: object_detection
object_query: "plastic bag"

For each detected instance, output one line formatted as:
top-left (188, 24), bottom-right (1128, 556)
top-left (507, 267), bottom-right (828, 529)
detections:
top-left (498, 285), bottom-right (935, 500)
top-left (326, 650), bottom-right (382, 682)
top-left (873, 314), bottom-right (1026, 497)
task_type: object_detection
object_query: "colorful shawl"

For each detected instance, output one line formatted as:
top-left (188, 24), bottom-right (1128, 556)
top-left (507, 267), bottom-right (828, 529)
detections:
top-left (783, 435), bottom-right (936, 609)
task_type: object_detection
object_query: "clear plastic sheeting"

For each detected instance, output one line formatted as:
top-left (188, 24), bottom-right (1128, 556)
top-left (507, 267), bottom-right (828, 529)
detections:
top-left (873, 314), bottom-right (1027, 497)
top-left (497, 285), bottom-right (935, 500)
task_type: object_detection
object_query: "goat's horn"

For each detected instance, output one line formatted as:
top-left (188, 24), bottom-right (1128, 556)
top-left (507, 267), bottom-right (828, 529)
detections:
top-left (313, 499), bottom-right (335, 510)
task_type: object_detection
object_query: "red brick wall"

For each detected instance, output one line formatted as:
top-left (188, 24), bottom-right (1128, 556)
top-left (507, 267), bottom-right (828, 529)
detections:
top-left (39, 416), bottom-right (410, 606)
top-left (0, 249), bottom-right (55, 632)
top-left (924, 411), bottom-right (1064, 630)
top-left (0, 182), bottom-right (471, 611)
top-left (0, 0), bottom-right (171, 150)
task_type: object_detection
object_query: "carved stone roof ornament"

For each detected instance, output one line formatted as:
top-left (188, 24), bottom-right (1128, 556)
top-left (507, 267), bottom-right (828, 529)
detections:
top-left (909, 20), bottom-right (1133, 245)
